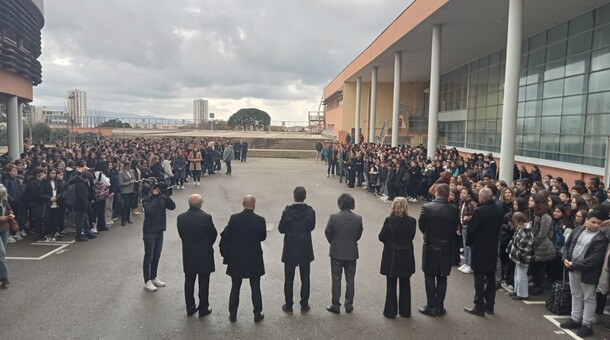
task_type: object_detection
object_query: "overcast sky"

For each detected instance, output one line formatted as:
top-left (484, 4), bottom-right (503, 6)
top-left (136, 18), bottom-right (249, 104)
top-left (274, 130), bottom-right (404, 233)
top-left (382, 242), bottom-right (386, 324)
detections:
top-left (33, 0), bottom-right (411, 121)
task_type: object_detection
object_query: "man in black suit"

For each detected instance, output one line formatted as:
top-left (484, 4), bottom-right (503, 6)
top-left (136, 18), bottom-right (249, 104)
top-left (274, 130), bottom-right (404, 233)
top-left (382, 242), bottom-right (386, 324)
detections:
top-left (177, 194), bottom-right (217, 317)
top-left (279, 186), bottom-right (316, 315)
top-left (418, 183), bottom-right (460, 317)
top-left (220, 195), bottom-right (267, 323)
top-left (464, 188), bottom-right (504, 316)
top-left (324, 193), bottom-right (363, 314)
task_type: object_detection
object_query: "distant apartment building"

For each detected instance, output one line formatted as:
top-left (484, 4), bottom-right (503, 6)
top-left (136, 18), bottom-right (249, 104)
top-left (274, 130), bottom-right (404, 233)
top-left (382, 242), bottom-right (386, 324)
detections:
top-left (31, 106), bottom-right (70, 127)
top-left (193, 99), bottom-right (209, 126)
top-left (67, 89), bottom-right (88, 127)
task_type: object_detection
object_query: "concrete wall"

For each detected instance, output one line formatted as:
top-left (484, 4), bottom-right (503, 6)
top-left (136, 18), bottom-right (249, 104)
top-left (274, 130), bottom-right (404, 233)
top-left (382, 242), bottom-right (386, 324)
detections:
top-left (0, 69), bottom-right (33, 101)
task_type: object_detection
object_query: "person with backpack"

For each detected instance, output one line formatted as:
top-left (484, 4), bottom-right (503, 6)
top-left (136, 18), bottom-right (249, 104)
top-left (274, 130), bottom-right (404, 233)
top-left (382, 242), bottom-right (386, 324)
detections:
top-left (529, 193), bottom-right (556, 295)
top-left (69, 167), bottom-right (96, 242)
top-left (93, 161), bottom-right (111, 232)
top-left (550, 205), bottom-right (572, 280)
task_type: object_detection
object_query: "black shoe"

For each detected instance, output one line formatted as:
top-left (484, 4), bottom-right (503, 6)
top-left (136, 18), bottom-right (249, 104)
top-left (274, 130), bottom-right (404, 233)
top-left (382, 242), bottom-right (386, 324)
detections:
top-left (345, 306), bottom-right (354, 313)
top-left (97, 226), bottom-right (109, 231)
top-left (530, 287), bottom-right (543, 296)
top-left (383, 312), bottom-right (396, 319)
top-left (464, 306), bottom-right (485, 317)
top-left (485, 306), bottom-right (494, 315)
top-left (508, 292), bottom-right (517, 297)
top-left (512, 295), bottom-right (529, 301)
top-left (229, 314), bottom-right (237, 323)
top-left (254, 313), bottom-right (264, 323)
top-left (418, 305), bottom-right (436, 317)
top-left (436, 307), bottom-right (446, 317)
top-left (399, 313), bottom-right (411, 318)
top-left (576, 325), bottom-right (593, 337)
top-left (75, 235), bottom-right (89, 242)
top-left (199, 308), bottom-right (212, 318)
top-left (121, 221), bottom-right (126, 226)
top-left (300, 305), bottom-right (311, 314)
top-left (560, 319), bottom-right (582, 329)
top-left (187, 308), bottom-right (198, 316)
top-left (87, 233), bottom-right (97, 239)
top-left (127, 220), bottom-right (133, 224)
top-left (0, 278), bottom-right (9, 288)
top-left (326, 305), bottom-right (340, 314)
top-left (282, 304), bottom-right (293, 315)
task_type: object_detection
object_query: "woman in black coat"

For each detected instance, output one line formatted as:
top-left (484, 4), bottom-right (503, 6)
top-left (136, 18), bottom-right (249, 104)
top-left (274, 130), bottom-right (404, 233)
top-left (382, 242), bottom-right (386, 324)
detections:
top-left (378, 197), bottom-right (416, 319)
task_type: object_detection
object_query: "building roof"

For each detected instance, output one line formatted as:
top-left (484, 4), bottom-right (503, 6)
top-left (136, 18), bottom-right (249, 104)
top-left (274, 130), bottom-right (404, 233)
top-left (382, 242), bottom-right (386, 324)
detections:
top-left (324, 0), bottom-right (607, 98)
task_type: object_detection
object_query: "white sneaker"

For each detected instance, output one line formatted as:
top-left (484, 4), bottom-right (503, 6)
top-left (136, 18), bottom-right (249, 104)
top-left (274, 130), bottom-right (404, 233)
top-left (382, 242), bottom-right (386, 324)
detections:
top-left (6, 235), bottom-right (16, 243)
top-left (193, 182), bottom-right (197, 186)
top-left (13, 233), bottom-right (22, 241)
top-left (20, 230), bottom-right (27, 237)
top-left (462, 266), bottom-right (473, 274)
top-left (181, 186), bottom-right (185, 190)
top-left (457, 264), bottom-right (467, 272)
top-left (91, 227), bottom-right (98, 234)
top-left (144, 280), bottom-right (158, 291)
top-left (106, 220), bottom-right (114, 225)
top-left (197, 182), bottom-right (200, 186)
top-left (151, 278), bottom-right (166, 287)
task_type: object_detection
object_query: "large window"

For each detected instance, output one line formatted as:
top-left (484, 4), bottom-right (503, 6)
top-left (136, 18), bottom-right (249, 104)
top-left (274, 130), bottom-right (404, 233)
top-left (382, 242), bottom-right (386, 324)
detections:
top-left (445, 3), bottom-right (610, 167)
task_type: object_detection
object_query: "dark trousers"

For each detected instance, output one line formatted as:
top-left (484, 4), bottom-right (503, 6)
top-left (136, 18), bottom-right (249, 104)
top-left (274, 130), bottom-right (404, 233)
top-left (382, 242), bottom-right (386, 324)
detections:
top-left (143, 232), bottom-right (164, 283)
top-left (241, 151), bottom-right (247, 162)
top-left (347, 170), bottom-right (356, 188)
top-left (229, 276), bottom-right (262, 316)
top-left (424, 273), bottom-right (447, 309)
top-left (474, 271), bottom-right (496, 309)
top-left (284, 262), bottom-right (310, 308)
top-left (192, 170), bottom-right (201, 182)
top-left (44, 207), bottom-right (62, 236)
top-left (185, 273), bottom-right (210, 312)
top-left (330, 258), bottom-right (357, 308)
top-left (95, 200), bottom-right (106, 229)
top-left (384, 276), bottom-right (411, 317)
top-left (122, 193), bottom-right (133, 222)
top-left (327, 161), bottom-right (336, 175)
top-left (532, 260), bottom-right (549, 290)
top-left (225, 160), bottom-right (232, 174)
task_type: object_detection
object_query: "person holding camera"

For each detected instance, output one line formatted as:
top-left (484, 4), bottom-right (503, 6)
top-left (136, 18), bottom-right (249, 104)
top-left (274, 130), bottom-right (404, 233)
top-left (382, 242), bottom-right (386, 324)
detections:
top-left (142, 182), bottom-right (176, 292)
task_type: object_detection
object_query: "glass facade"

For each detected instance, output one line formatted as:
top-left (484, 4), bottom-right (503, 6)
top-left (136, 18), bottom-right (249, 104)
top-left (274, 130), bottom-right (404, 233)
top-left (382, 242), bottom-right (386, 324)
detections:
top-left (439, 3), bottom-right (610, 167)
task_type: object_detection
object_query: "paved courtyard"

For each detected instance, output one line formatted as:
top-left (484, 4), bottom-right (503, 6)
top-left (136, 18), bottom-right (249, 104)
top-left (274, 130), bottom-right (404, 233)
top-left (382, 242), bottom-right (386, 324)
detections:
top-left (0, 159), bottom-right (599, 339)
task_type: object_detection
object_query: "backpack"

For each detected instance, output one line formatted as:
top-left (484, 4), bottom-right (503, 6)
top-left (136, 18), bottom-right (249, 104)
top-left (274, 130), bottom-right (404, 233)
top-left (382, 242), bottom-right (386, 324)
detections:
top-left (63, 177), bottom-right (77, 206)
top-left (94, 173), bottom-right (110, 201)
top-left (552, 222), bottom-right (565, 251)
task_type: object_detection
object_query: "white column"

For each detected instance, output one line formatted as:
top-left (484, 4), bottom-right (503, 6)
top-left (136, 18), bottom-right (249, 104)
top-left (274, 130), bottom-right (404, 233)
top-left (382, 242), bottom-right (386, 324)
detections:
top-left (18, 104), bottom-right (24, 154)
top-left (499, 0), bottom-right (523, 183)
top-left (427, 24), bottom-right (442, 158)
top-left (7, 96), bottom-right (20, 160)
top-left (604, 136), bottom-right (610, 185)
top-left (355, 77), bottom-right (362, 144)
top-left (392, 51), bottom-right (402, 147)
top-left (369, 67), bottom-right (378, 143)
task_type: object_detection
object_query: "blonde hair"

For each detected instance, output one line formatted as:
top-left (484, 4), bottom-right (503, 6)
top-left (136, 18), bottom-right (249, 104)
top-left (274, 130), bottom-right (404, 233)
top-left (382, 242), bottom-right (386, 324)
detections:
top-left (512, 211), bottom-right (529, 229)
top-left (390, 197), bottom-right (409, 217)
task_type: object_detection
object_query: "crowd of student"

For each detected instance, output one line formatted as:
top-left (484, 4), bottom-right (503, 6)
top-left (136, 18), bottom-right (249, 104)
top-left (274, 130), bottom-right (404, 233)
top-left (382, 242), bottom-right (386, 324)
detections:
top-left (0, 137), bottom-right (249, 288)
top-left (319, 141), bottom-right (610, 337)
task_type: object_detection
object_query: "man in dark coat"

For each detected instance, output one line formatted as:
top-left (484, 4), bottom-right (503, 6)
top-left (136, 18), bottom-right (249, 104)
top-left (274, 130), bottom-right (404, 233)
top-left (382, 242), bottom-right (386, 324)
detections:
top-left (220, 195), bottom-right (267, 323)
top-left (324, 193), bottom-right (363, 314)
top-left (177, 194), bottom-right (217, 317)
top-left (278, 186), bottom-right (316, 315)
top-left (464, 188), bottom-right (504, 316)
top-left (418, 183), bottom-right (460, 317)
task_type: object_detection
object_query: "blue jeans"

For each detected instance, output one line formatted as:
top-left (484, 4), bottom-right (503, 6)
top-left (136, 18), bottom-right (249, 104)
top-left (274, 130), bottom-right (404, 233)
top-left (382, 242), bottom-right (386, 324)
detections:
top-left (0, 230), bottom-right (9, 279)
top-left (74, 211), bottom-right (91, 236)
top-left (462, 226), bottom-right (471, 266)
top-left (143, 232), bottom-right (164, 283)
top-left (514, 263), bottom-right (528, 298)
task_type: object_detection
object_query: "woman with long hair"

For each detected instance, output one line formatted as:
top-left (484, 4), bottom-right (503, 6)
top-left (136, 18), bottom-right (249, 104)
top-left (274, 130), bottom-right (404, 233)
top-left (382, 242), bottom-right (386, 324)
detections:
top-left (529, 193), bottom-right (556, 295)
top-left (378, 197), bottom-right (416, 319)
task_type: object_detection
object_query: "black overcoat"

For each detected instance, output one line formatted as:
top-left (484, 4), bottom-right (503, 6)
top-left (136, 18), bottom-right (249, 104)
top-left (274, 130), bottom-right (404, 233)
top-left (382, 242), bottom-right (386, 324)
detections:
top-left (466, 200), bottom-right (504, 273)
top-left (221, 209), bottom-right (267, 278)
top-left (278, 203), bottom-right (316, 266)
top-left (418, 198), bottom-right (460, 276)
top-left (379, 215), bottom-right (416, 278)
top-left (177, 207), bottom-right (218, 275)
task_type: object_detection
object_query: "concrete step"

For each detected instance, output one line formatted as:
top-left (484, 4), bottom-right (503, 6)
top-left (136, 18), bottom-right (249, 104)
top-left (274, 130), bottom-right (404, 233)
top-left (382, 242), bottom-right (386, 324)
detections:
top-left (248, 149), bottom-right (315, 159)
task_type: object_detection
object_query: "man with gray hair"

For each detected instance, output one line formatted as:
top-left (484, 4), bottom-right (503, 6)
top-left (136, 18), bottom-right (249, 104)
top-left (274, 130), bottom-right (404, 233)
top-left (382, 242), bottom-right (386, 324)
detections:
top-left (464, 187), bottom-right (504, 316)
top-left (177, 194), bottom-right (217, 317)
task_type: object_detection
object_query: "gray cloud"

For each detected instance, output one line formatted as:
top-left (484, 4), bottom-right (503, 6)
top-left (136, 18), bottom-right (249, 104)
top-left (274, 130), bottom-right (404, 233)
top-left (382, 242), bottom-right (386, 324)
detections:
top-left (34, 0), bottom-right (411, 121)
